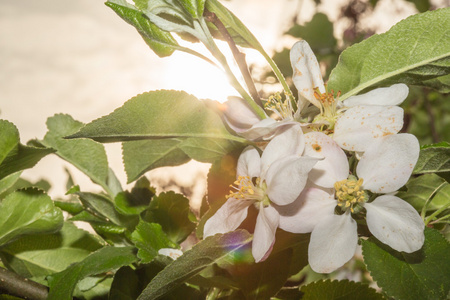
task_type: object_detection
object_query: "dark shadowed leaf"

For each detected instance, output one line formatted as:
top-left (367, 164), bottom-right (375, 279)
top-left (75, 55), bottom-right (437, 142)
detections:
top-left (47, 246), bottom-right (138, 300)
top-left (300, 279), bottom-right (384, 300)
top-left (362, 227), bottom-right (450, 300)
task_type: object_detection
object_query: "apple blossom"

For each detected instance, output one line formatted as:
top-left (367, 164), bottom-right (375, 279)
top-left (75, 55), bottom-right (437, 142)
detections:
top-left (203, 125), bottom-right (318, 262)
top-left (277, 132), bottom-right (424, 273)
top-left (220, 95), bottom-right (300, 141)
top-left (290, 40), bottom-right (409, 152)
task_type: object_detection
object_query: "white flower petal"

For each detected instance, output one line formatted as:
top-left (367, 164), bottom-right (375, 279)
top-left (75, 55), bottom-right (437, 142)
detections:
top-left (260, 124), bottom-right (305, 176)
top-left (343, 84), bottom-right (409, 107)
top-left (277, 188), bottom-right (336, 233)
top-left (357, 134), bottom-right (420, 193)
top-left (237, 146), bottom-right (261, 178)
top-left (308, 213), bottom-right (358, 273)
top-left (239, 118), bottom-right (280, 141)
top-left (266, 156), bottom-right (318, 206)
top-left (290, 40), bottom-right (325, 109)
top-left (252, 203), bottom-right (279, 262)
top-left (365, 195), bottom-right (425, 253)
top-left (334, 105), bottom-right (404, 152)
top-left (222, 96), bottom-right (262, 131)
top-left (158, 248), bottom-right (183, 260)
top-left (203, 198), bottom-right (251, 237)
top-left (304, 132), bottom-right (349, 188)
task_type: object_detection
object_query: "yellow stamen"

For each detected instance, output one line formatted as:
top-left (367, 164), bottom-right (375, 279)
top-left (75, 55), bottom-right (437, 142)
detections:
top-left (334, 176), bottom-right (368, 213)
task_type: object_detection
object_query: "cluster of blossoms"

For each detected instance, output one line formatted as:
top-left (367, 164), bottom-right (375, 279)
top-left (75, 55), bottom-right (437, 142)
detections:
top-left (204, 41), bottom-right (425, 273)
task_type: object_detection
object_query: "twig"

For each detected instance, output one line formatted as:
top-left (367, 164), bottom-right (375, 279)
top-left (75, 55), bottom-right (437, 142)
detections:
top-left (204, 11), bottom-right (262, 107)
top-left (0, 267), bottom-right (49, 300)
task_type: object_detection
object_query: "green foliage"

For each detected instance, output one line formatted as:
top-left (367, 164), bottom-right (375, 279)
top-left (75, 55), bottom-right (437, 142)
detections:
top-left (286, 13), bottom-right (336, 54)
top-left (40, 114), bottom-right (118, 197)
top-left (0, 120), bottom-right (54, 180)
top-left (0, 223), bottom-right (103, 280)
top-left (362, 227), bottom-right (450, 300)
top-left (143, 191), bottom-right (196, 244)
top-left (414, 142), bottom-right (450, 174)
top-left (68, 90), bottom-right (245, 182)
top-left (397, 173), bottom-right (449, 211)
top-left (328, 8), bottom-right (450, 100)
top-left (300, 279), bottom-right (384, 300)
top-left (137, 230), bottom-right (252, 299)
top-left (0, 189), bottom-right (63, 247)
top-left (106, 0), bottom-right (178, 57)
top-left (131, 221), bottom-right (178, 263)
top-left (114, 176), bottom-right (155, 216)
top-left (47, 246), bottom-right (138, 300)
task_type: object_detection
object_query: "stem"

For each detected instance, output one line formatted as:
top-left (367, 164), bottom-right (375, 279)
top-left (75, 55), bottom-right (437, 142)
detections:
top-left (204, 11), bottom-right (262, 107)
top-left (420, 181), bottom-right (446, 220)
top-left (429, 214), bottom-right (450, 225)
top-left (261, 50), bottom-right (294, 102)
top-left (0, 267), bottom-right (49, 300)
top-left (196, 18), bottom-right (266, 119)
top-left (425, 202), bottom-right (450, 225)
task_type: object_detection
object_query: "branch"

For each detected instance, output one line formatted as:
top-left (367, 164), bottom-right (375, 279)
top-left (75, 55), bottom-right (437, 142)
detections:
top-left (204, 11), bottom-right (262, 107)
top-left (0, 267), bottom-right (48, 300)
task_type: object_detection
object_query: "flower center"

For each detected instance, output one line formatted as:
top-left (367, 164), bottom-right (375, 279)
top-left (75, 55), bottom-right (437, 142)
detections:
top-left (334, 175), bottom-right (368, 213)
top-left (312, 87), bottom-right (341, 131)
top-left (227, 176), bottom-right (269, 206)
top-left (264, 93), bottom-right (295, 120)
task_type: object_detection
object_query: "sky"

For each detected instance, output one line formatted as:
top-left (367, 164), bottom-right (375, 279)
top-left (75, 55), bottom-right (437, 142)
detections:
top-left (0, 0), bottom-right (430, 208)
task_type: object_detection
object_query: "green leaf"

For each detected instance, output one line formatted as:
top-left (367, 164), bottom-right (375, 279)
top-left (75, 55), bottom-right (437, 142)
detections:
top-left (176, 0), bottom-right (205, 19)
top-left (0, 189), bottom-right (63, 247)
top-left (414, 142), bottom-right (450, 174)
top-left (230, 248), bottom-right (293, 299)
top-left (106, 0), bottom-right (178, 57)
top-left (397, 174), bottom-right (449, 211)
top-left (41, 114), bottom-right (117, 197)
top-left (137, 230), bottom-right (252, 299)
top-left (0, 120), bottom-right (19, 164)
top-left (73, 191), bottom-right (137, 229)
top-left (131, 221), bottom-right (178, 263)
top-left (205, 0), bottom-right (262, 51)
top-left (362, 227), bottom-right (450, 300)
top-left (114, 177), bottom-right (155, 215)
top-left (68, 91), bottom-right (243, 142)
top-left (0, 119), bottom-right (54, 180)
top-left (68, 90), bottom-right (244, 182)
top-left (328, 8), bottom-right (450, 100)
top-left (0, 222), bottom-right (103, 279)
top-left (122, 139), bottom-right (190, 183)
top-left (47, 246), bottom-right (138, 300)
top-left (143, 191), bottom-right (196, 244)
top-left (0, 172), bottom-right (21, 197)
top-left (300, 279), bottom-right (384, 300)
top-left (109, 266), bottom-right (141, 300)
top-left (286, 13), bottom-right (336, 53)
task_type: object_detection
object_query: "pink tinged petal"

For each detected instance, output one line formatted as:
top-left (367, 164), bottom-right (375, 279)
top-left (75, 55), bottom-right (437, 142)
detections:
top-left (343, 84), bottom-right (409, 107)
top-left (357, 134), bottom-right (420, 193)
top-left (265, 156), bottom-right (319, 206)
top-left (222, 97), bottom-right (263, 131)
top-left (240, 118), bottom-right (297, 141)
top-left (334, 105), bottom-right (404, 152)
top-left (365, 195), bottom-right (425, 253)
top-left (277, 188), bottom-right (336, 233)
top-left (237, 146), bottom-right (261, 178)
top-left (308, 213), bottom-right (358, 273)
top-left (260, 124), bottom-right (305, 176)
top-left (203, 198), bottom-right (252, 237)
top-left (290, 40), bottom-right (325, 109)
top-left (252, 203), bottom-right (280, 262)
top-left (304, 132), bottom-right (349, 188)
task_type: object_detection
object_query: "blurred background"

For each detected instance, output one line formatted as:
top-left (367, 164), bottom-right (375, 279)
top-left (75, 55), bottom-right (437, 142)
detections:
top-left (0, 0), bottom-right (448, 210)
